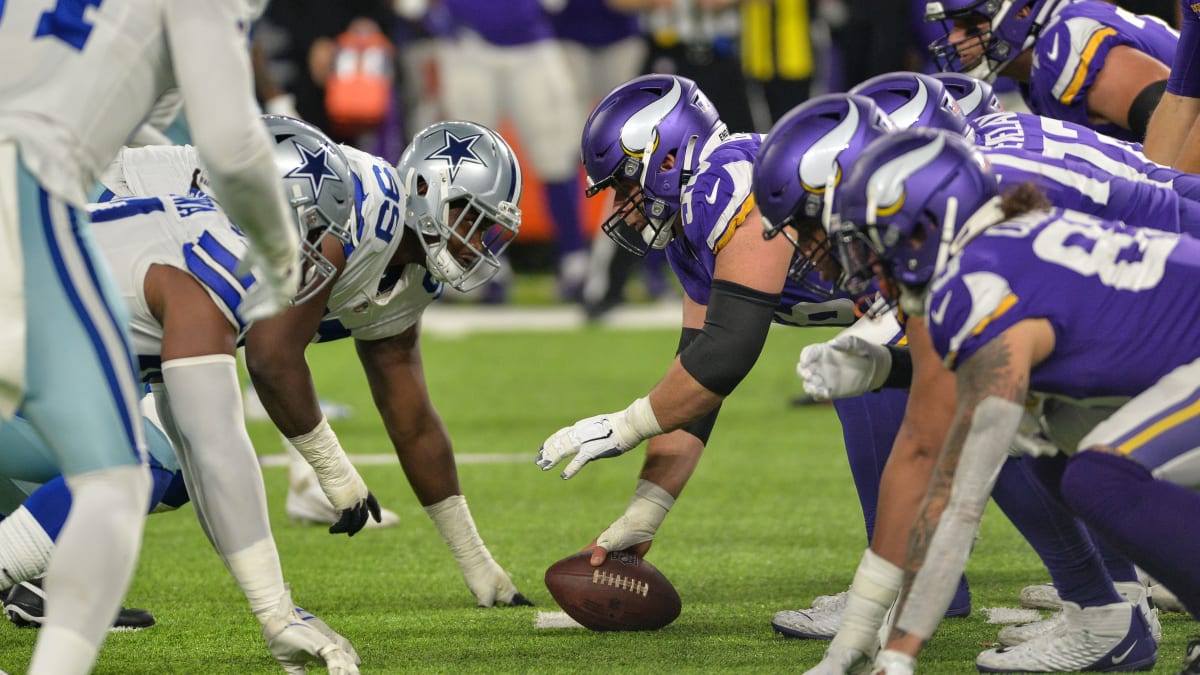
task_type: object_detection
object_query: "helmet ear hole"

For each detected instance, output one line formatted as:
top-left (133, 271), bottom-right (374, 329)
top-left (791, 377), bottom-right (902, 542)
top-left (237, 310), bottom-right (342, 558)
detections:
top-left (415, 175), bottom-right (429, 196)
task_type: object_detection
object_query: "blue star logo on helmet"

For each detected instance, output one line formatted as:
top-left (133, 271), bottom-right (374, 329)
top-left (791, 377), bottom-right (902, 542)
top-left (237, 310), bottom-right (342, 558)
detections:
top-left (426, 130), bottom-right (485, 180)
top-left (284, 141), bottom-right (342, 198)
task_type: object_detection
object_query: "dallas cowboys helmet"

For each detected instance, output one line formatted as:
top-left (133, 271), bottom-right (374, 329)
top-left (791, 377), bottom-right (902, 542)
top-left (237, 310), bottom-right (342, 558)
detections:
top-left (581, 74), bottom-right (728, 256)
top-left (849, 71), bottom-right (974, 138)
top-left (830, 128), bottom-right (999, 300)
top-left (263, 115), bottom-right (354, 305)
top-left (926, 0), bottom-right (1067, 82)
top-left (753, 94), bottom-right (895, 295)
top-left (396, 120), bottom-right (522, 292)
top-left (931, 72), bottom-right (1004, 121)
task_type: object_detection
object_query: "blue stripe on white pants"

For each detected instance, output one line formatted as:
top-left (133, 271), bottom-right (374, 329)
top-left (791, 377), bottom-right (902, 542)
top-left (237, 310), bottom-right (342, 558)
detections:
top-left (14, 160), bottom-right (145, 475)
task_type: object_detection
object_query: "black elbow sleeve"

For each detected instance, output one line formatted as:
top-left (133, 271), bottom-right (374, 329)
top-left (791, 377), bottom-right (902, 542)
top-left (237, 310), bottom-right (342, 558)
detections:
top-left (1129, 79), bottom-right (1168, 140)
top-left (677, 280), bottom-right (780, 397)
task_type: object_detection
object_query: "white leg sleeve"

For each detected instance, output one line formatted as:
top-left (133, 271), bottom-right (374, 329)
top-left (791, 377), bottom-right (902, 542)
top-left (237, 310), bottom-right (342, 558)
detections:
top-left (27, 463), bottom-right (150, 675)
top-left (160, 355), bottom-right (285, 616)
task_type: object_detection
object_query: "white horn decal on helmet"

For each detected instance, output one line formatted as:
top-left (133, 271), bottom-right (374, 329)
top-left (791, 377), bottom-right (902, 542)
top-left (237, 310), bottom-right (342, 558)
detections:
top-left (619, 79), bottom-right (683, 156)
top-left (865, 133), bottom-right (947, 224)
top-left (891, 78), bottom-right (930, 129)
top-left (798, 102), bottom-right (859, 193)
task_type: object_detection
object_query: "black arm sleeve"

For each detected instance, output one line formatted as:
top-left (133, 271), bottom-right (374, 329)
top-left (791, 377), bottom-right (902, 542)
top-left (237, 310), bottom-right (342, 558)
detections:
top-left (675, 328), bottom-right (721, 444)
top-left (1129, 79), bottom-right (1168, 140)
top-left (880, 345), bottom-right (914, 390)
top-left (677, 279), bottom-right (781, 397)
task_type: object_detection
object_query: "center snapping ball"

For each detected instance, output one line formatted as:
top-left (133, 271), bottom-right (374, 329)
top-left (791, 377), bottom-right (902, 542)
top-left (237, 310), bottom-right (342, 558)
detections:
top-left (544, 550), bottom-right (681, 631)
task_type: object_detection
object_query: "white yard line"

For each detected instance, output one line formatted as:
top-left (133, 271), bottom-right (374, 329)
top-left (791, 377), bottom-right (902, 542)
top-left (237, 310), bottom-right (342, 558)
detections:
top-left (419, 300), bottom-right (682, 336)
top-left (258, 452), bottom-right (528, 467)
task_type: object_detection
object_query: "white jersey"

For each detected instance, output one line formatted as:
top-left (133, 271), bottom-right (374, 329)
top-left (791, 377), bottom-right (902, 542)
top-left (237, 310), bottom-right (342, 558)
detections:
top-left (87, 192), bottom-right (250, 379)
top-left (0, 0), bottom-right (263, 206)
top-left (99, 144), bottom-right (443, 344)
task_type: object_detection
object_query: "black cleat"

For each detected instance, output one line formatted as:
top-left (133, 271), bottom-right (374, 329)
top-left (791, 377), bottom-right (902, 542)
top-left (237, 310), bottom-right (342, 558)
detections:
top-left (1181, 637), bottom-right (1200, 674)
top-left (5, 578), bottom-right (156, 631)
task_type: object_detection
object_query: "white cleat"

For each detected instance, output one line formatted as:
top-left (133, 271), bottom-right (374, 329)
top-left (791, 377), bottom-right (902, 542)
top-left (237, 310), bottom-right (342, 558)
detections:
top-left (976, 601), bottom-right (1157, 673)
top-left (1003, 582), bottom-right (1161, 647)
top-left (773, 591), bottom-right (847, 640)
top-left (287, 481), bottom-right (399, 529)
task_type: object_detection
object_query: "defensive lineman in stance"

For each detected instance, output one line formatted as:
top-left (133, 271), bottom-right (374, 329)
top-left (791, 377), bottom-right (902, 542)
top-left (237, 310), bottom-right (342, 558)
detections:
top-left (0, 1), bottom-right (299, 671)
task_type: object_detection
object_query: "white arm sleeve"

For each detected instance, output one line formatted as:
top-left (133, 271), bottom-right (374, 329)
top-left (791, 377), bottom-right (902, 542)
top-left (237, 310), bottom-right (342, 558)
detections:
top-left (163, 0), bottom-right (297, 269)
top-left (895, 397), bottom-right (1022, 640)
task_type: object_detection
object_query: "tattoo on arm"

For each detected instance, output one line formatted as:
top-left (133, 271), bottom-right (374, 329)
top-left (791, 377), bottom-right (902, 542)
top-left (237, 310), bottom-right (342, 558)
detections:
top-left (889, 334), bottom-right (1029, 644)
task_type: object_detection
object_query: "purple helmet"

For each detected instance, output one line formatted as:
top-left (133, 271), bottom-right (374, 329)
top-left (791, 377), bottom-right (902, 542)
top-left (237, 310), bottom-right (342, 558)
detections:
top-left (931, 72), bottom-right (1004, 121)
top-left (753, 93), bottom-right (895, 294)
top-left (849, 71), bottom-right (974, 138)
top-left (925, 0), bottom-right (1066, 82)
top-left (830, 128), bottom-right (999, 298)
top-left (580, 74), bottom-right (727, 256)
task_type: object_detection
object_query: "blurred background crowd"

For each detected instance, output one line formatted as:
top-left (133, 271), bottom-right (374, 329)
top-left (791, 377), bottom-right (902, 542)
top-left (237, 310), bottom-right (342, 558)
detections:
top-left (238, 0), bottom-right (1181, 317)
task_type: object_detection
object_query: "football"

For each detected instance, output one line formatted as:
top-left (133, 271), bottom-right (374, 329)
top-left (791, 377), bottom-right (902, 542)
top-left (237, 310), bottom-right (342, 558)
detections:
top-left (544, 550), bottom-right (681, 631)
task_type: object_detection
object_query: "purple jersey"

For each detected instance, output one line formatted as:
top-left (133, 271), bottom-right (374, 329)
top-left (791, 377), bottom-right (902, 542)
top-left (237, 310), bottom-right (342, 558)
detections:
top-left (1025, 2), bottom-right (1177, 141)
top-left (980, 146), bottom-right (1200, 234)
top-left (664, 133), bottom-right (858, 327)
top-left (442, 0), bottom-right (554, 46)
top-left (1168, 0), bottom-right (1200, 96)
top-left (927, 208), bottom-right (1200, 399)
top-left (973, 111), bottom-right (1200, 202)
top-left (552, 0), bottom-right (640, 46)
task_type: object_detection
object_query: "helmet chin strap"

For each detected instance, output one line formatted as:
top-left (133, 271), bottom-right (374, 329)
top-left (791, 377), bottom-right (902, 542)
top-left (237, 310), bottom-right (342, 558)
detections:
top-left (428, 247), bottom-right (469, 287)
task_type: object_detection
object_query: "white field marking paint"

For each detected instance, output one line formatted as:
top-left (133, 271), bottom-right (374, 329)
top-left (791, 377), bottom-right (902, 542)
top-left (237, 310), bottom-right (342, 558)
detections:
top-left (419, 301), bottom-right (682, 337)
top-left (535, 611), bottom-right (585, 629)
top-left (984, 607), bottom-right (1044, 624)
top-left (258, 453), bottom-right (526, 467)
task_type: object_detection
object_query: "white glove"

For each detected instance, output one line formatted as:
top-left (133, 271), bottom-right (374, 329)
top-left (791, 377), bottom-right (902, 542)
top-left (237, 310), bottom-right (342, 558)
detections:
top-left (798, 335), bottom-right (892, 401)
top-left (871, 649), bottom-right (915, 675)
top-left (260, 591), bottom-right (359, 675)
top-left (536, 397), bottom-right (662, 480)
top-left (238, 248), bottom-right (300, 324)
top-left (1008, 407), bottom-right (1060, 458)
top-left (463, 557), bottom-right (533, 608)
top-left (804, 645), bottom-right (872, 675)
top-left (596, 479), bottom-right (674, 553)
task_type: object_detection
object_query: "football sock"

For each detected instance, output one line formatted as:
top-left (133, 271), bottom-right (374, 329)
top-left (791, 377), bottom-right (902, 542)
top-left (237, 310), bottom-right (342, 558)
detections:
top-left (0, 506), bottom-right (53, 588)
top-left (992, 455), bottom-right (1121, 607)
top-left (833, 389), bottom-right (907, 541)
top-left (1062, 451), bottom-right (1200, 620)
top-left (28, 463), bottom-right (149, 675)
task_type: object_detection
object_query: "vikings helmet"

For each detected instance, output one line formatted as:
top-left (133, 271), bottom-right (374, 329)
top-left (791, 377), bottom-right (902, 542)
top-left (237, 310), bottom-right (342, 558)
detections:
top-left (263, 115), bottom-right (354, 305)
top-left (931, 72), bottom-right (1004, 121)
top-left (926, 0), bottom-right (1066, 82)
top-left (753, 94), bottom-right (895, 294)
top-left (396, 120), bottom-right (523, 292)
top-left (849, 71), bottom-right (974, 138)
top-left (830, 128), bottom-right (999, 299)
top-left (581, 74), bottom-right (728, 256)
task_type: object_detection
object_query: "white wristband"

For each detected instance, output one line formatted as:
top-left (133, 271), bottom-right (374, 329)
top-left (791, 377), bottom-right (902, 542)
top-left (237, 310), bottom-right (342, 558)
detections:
top-left (621, 396), bottom-right (664, 443)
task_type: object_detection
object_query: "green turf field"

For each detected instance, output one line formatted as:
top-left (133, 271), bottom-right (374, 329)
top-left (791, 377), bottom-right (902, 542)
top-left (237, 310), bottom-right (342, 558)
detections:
top-left (1, 307), bottom-right (1193, 673)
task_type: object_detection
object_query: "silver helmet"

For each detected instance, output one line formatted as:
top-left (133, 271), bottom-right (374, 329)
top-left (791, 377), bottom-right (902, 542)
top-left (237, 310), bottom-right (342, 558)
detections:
top-left (396, 120), bottom-right (523, 292)
top-left (262, 115), bottom-right (354, 305)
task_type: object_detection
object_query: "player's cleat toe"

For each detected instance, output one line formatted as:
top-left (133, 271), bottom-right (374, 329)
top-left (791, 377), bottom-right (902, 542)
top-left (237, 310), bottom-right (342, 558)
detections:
top-left (999, 610), bottom-right (1066, 646)
top-left (773, 591), bottom-right (847, 640)
top-left (1179, 637), bottom-right (1200, 674)
top-left (5, 578), bottom-right (155, 631)
top-left (976, 601), bottom-right (1156, 673)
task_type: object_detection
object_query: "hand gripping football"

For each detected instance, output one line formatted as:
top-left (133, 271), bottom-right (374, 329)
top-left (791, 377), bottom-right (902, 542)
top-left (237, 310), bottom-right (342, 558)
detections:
top-left (544, 550), bottom-right (681, 631)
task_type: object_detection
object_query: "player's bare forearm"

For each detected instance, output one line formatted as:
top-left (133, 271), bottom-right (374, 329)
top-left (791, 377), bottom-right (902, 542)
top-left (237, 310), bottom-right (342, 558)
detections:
top-left (888, 334), bottom-right (1029, 650)
top-left (1144, 92), bottom-right (1200, 166)
top-left (244, 334), bottom-right (324, 436)
top-left (356, 329), bottom-right (462, 504)
top-left (638, 430), bottom-right (705, 498)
